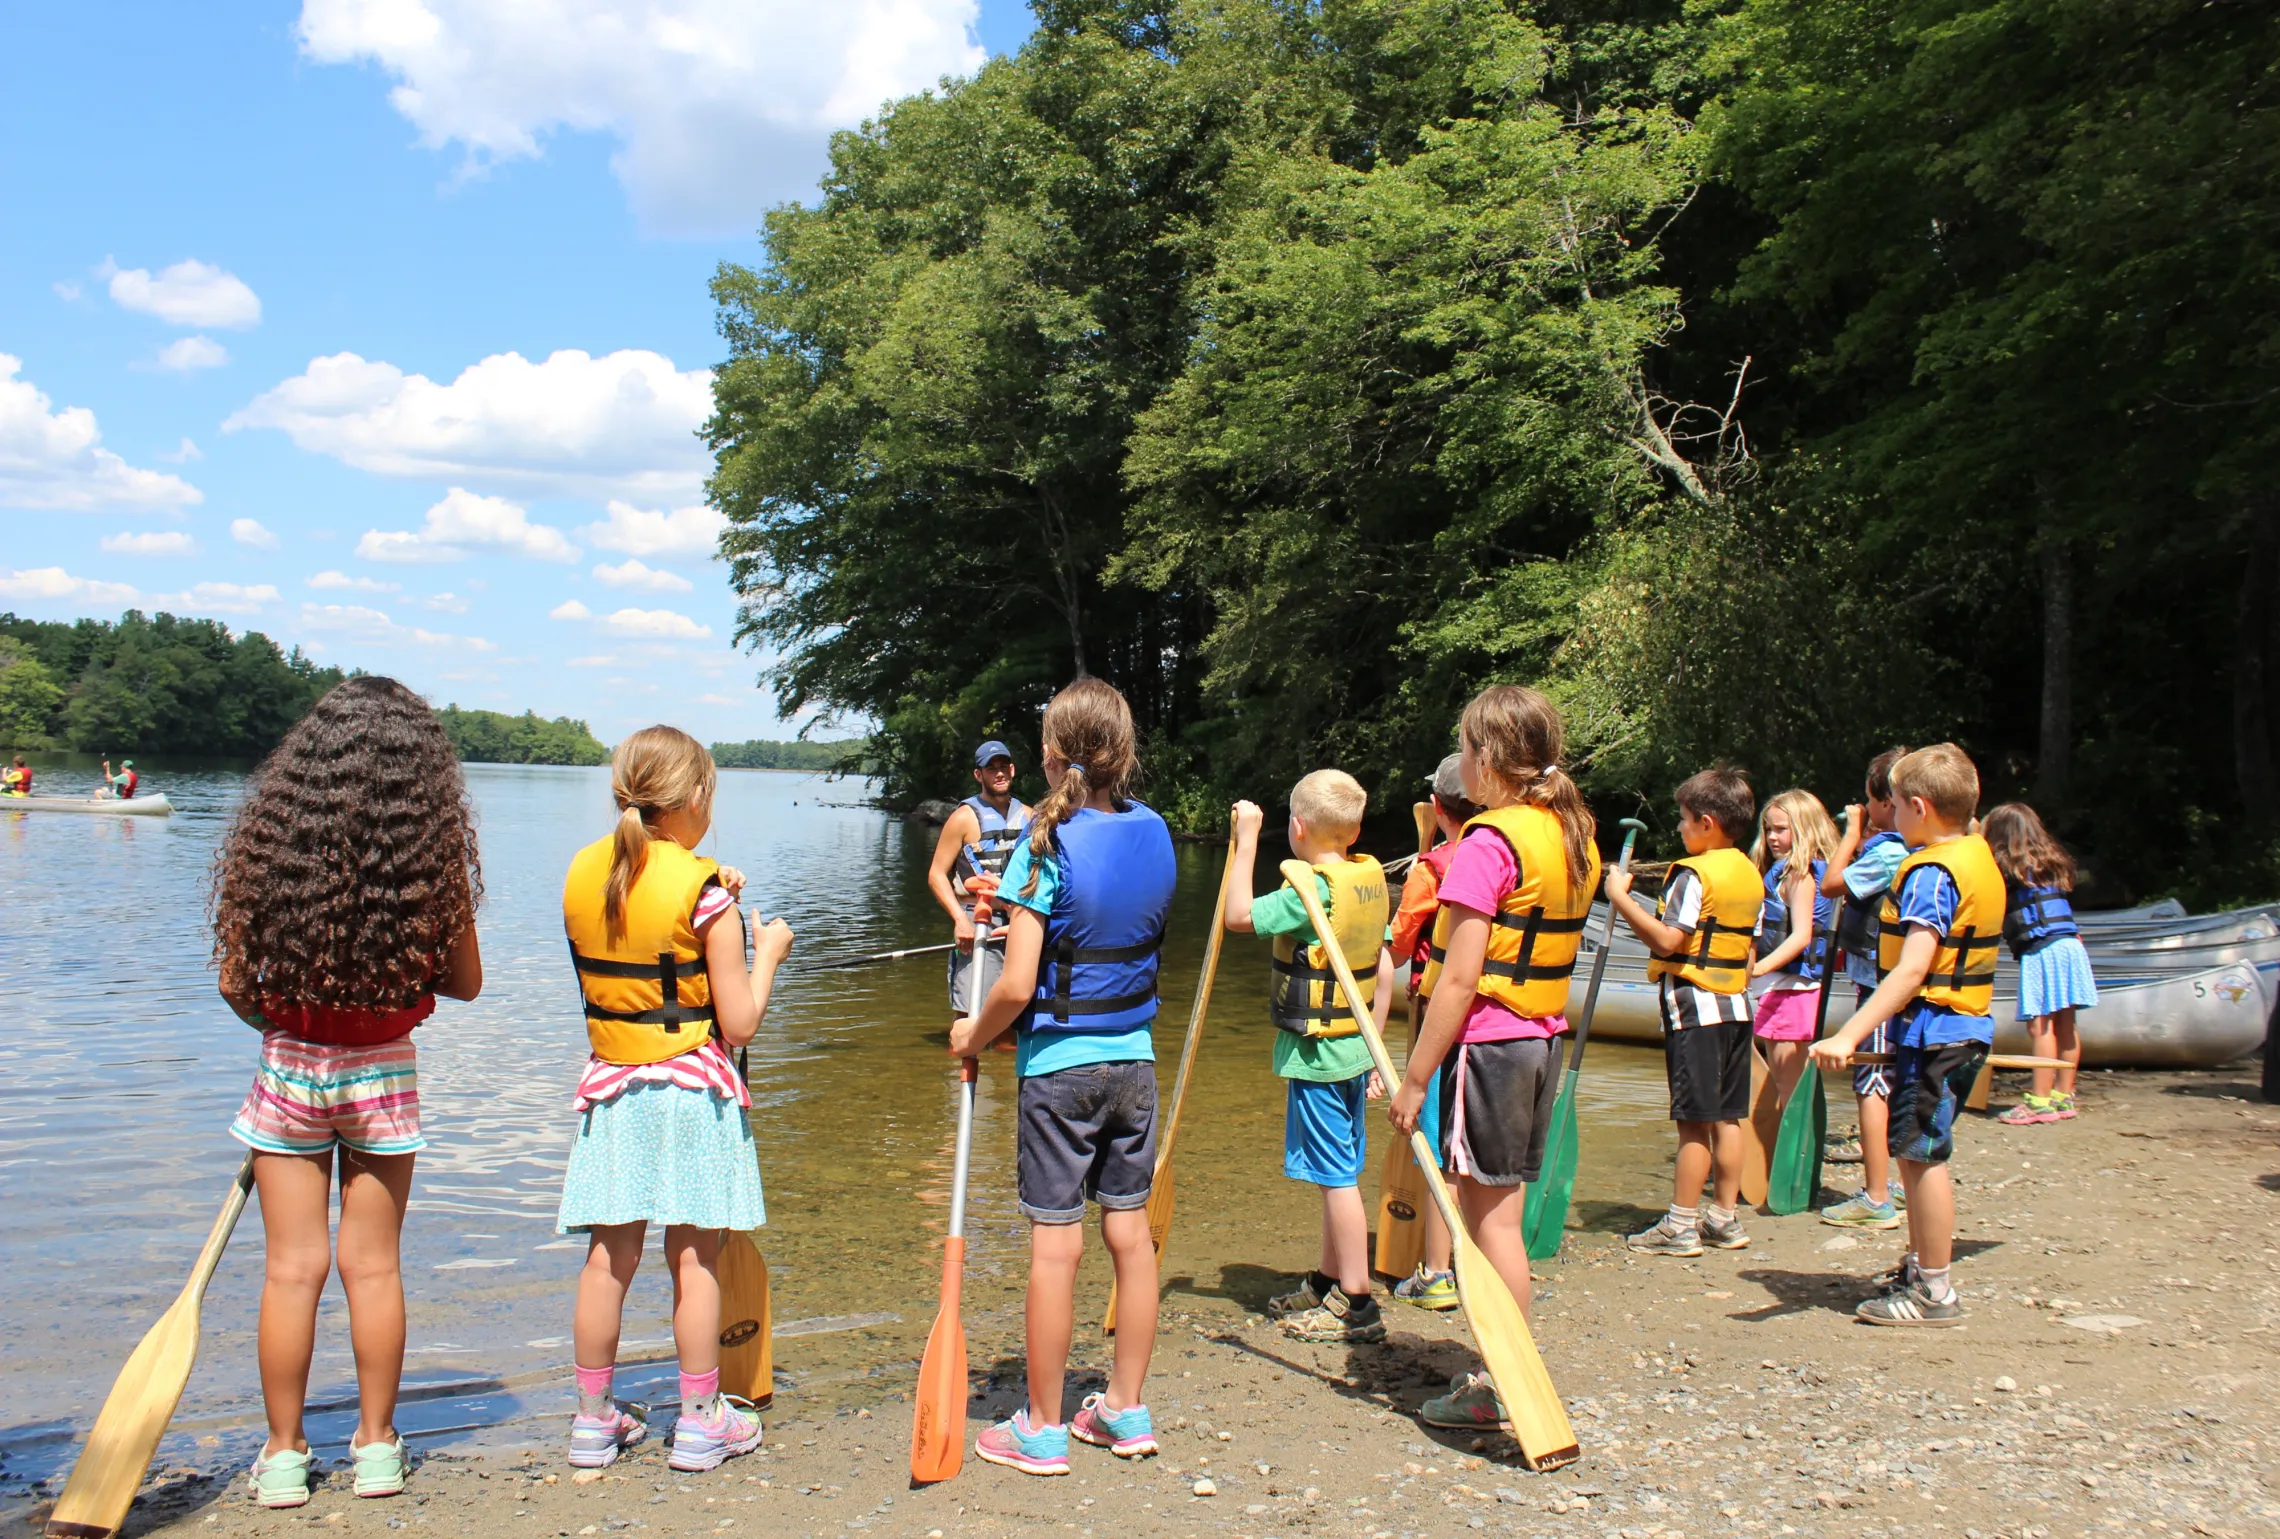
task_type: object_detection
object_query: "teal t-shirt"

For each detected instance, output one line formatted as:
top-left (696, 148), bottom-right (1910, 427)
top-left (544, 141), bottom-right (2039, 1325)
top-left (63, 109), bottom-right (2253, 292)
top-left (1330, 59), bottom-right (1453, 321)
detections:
top-left (997, 836), bottom-right (1157, 1077)
top-left (1251, 872), bottom-right (1378, 1085)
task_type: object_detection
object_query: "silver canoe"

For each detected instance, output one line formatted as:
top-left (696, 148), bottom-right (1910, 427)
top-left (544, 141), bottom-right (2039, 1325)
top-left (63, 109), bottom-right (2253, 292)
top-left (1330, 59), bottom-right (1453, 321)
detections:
top-left (0, 792), bottom-right (175, 817)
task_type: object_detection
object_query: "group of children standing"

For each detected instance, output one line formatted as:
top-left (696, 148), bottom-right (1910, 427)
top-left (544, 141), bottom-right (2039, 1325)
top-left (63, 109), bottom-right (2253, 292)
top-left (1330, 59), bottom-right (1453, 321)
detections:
top-left (198, 672), bottom-right (2100, 1504)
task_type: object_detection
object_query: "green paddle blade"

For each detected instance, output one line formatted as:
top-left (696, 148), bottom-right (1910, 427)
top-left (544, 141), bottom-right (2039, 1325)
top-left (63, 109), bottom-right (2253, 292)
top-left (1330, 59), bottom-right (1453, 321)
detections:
top-left (1765, 1067), bottom-right (1828, 1215)
top-left (1522, 1073), bottom-right (1581, 1260)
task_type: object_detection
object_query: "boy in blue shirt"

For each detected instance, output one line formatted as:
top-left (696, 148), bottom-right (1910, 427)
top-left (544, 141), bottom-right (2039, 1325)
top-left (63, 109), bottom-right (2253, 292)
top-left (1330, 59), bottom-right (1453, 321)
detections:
top-left (1812, 744), bottom-right (2002, 1327)
top-left (1818, 746), bottom-right (1910, 1228)
top-left (1225, 770), bottom-right (1394, 1346)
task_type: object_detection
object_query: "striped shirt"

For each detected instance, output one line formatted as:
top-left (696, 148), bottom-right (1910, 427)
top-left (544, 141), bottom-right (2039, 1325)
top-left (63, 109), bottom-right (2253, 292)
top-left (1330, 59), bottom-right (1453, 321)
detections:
top-left (570, 884), bottom-right (749, 1110)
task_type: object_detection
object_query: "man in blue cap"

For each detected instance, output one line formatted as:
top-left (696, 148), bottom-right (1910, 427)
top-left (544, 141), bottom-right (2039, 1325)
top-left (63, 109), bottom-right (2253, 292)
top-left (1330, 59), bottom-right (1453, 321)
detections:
top-left (927, 739), bottom-right (1031, 1012)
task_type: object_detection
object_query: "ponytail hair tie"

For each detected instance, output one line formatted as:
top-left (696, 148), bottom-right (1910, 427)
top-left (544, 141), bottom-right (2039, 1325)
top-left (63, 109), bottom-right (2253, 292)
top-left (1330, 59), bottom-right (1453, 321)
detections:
top-left (1068, 763), bottom-right (1088, 776)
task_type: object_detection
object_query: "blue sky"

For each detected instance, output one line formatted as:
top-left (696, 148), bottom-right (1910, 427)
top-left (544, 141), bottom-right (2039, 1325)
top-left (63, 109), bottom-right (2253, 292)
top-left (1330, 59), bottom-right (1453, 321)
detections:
top-left (0, 1), bottom-right (1036, 744)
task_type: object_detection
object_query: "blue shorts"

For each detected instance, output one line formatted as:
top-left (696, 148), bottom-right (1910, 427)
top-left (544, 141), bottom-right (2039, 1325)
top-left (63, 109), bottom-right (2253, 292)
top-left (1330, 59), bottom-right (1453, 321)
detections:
top-left (1283, 1075), bottom-right (1368, 1188)
top-left (1888, 1042), bottom-right (1988, 1165)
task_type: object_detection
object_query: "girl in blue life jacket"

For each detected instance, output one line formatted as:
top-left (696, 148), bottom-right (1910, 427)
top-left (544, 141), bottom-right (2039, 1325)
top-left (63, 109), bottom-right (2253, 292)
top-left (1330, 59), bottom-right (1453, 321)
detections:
top-left (950, 677), bottom-right (1176, 1476)
top-left (1982, 802), bottom-right (2098, 1125)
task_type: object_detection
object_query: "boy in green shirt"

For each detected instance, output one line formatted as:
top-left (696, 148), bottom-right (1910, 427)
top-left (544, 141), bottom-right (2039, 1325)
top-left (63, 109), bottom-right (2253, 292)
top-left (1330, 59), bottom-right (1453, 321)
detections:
top-left (1226, 770), bottom-right (1394, 1344)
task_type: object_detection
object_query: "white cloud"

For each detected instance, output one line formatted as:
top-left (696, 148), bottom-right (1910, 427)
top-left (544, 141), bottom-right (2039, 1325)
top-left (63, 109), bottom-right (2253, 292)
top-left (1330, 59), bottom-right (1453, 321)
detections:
top-left (593, 557), bottom-right (692, 593)
top-left (0, 566), bottom-right (142, 606)
top-left (101, 530), bottom-right (201, 556)
top-left (149, 581), bottom-right (281, 615)
top-left (310, 569), bottom-right (400, 593)
top-left (154, 336), bottom-right (230, 371)
top-left (227, 349), bottom-right (712, 499)
top-left (414, 591), bottom-right (469, 612)
top-left (356, 487), bottom-right (580, 564)
top-left (231, 516), bottom-right (279, 548)
top-left (54, 281), bottom-right (83, 303)
top-left (581, 499), bottom-right (723, 559)
top-left (160, 437), bottom-right (204, 463)
top-left (550, 598), bottom-right (711, 640)
top-left (297, 0), bottom-right (984, 236)
top-left (0, 354), bottom-right (203, 511)
top-left (99, 257), bottom-right (263, 329)
top-left (298, 600), bottom-right (497, 651)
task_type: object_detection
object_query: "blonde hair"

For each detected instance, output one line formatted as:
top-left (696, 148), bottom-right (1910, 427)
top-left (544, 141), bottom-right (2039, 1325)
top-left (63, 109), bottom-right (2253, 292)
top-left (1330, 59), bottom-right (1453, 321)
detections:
top-left (604, 725), bottom-right (717, 941)
top-left (1890, 742), bottom-right (1980, 826)
top-left (1021, 678), bottom-right (1139, 898)
top-left (1290, 769), bottom-right (1367, 839)
top-left (1458, 684), bottom-right (1596, 899)
top-left (1753, 788), bottom-right (1840, 875)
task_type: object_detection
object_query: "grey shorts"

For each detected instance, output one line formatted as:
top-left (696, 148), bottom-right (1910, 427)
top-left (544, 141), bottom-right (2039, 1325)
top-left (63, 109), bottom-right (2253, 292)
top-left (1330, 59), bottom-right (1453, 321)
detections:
top-left (947, 938), bottom-right (1004, 1014)
top-left (1016, 1060), bottom-right (1158, 1223)
top-left (1433, 1036), bottom-right (1559, 1187)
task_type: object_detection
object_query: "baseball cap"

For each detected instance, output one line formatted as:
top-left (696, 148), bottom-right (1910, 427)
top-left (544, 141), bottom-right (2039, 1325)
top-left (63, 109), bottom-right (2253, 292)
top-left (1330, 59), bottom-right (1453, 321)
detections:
top-left (973, 740), bottom-right (1015, 769)
top-left (1430, 753), bottom-right (1465, 801)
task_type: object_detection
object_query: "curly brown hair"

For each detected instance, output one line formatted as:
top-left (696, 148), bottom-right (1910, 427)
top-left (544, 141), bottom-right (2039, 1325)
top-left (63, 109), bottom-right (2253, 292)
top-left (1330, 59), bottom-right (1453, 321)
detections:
top-left (210, 675), bottom-right (482, 1009)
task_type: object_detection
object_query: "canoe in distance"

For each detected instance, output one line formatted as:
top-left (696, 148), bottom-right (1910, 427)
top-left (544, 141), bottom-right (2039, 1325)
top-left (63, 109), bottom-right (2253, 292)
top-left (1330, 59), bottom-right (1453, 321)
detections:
top-left (0, 792), bottom-right (174, 816)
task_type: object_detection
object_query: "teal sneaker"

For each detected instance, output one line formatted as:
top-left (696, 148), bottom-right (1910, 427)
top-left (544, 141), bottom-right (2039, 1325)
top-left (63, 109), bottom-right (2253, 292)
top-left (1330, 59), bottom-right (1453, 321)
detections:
top-left (248, 1446), bottom-right (312, 1509)
top-left (1070, 1393), bottom-right (1157, 1458)
top-left (351, 1434), bottom-right (408, 1498)
top-left (1819, 1191), bottom-right (1902, 1229)
top-left (1888, 1178), bottom-right (1908, 1211)
top-left (1420, 1372), bottom-right (1505, 1430)
top-left (974, 1410), bottom-right (1070, 1476)
top-left (1392, 1265), bottom-right (1458, 1312)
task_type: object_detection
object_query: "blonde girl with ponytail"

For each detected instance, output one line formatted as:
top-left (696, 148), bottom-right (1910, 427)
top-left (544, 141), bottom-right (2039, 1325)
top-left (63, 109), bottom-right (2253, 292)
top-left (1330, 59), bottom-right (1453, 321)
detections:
top-left (1388, 684), bottom-right (1600, 1433)
top-left (556, 727), bottom-right (794, 1474)
top-left (950, 678), bottom-right (1177, 1475)
top-left (1748, 789), bottom-right (1842, 1113)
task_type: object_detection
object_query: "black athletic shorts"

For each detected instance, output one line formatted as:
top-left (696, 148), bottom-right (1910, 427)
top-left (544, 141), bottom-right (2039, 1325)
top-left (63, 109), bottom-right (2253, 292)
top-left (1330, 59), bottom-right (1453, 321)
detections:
top-left (1433, 1036), bottom-right (1560, 1187)
top-left (1888, 1041), bottom-right (1988, 1165)
top-left (1016, 1059), bottom-right (1157, 1224)
top-left (1662, 1019), bottom-right (1753, 1123)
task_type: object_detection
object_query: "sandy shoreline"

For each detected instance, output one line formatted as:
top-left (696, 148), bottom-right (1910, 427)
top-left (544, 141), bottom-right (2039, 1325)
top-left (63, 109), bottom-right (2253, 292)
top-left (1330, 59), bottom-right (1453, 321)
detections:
top-left (10, 1063), bottom-right (2277, 1539)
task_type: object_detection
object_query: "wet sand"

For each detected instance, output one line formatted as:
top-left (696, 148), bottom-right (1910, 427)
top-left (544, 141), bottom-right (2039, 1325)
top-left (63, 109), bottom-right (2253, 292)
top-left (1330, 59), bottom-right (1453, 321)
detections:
top-left (12, 1062), bottom-right (2277, 1539)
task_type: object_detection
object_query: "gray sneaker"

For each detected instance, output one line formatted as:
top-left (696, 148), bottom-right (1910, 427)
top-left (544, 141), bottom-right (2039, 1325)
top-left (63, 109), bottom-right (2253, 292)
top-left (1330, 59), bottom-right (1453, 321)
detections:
top-left (1626, 1218), bottom-right (1703, 1257)
top-left (1856, 1282), bottom-right (1962, 1327)
top-left (1700, 1214), bottom-right (1750, 1250)
top-left (1266, 1272), bottom-right (1328, 1319)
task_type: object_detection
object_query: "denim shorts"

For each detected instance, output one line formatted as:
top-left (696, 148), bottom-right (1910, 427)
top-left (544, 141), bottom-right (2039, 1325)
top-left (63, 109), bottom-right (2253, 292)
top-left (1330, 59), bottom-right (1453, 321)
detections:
top-left (1016, 1060), bottom-right (1157, 1223)
top-left (1283, 1075), bottom-right (1369, 1188)
top-left (1888, 1041), bottom-right (1989, 1165)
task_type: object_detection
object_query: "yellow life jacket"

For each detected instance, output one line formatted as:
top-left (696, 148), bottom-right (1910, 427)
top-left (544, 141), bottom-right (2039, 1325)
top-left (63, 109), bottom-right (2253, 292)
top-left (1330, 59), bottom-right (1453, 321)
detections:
top-left (1876, 834), bottom-right (2005, 1015)
top-left (1644, 846), bottom-right (1761, 994)
top-left (1419, 805), bottom-right (1602, 1018)
top-left (1270, 854), bottom-right (1388, 1037)
top-left (563, 833), bottom-right (723, 1065)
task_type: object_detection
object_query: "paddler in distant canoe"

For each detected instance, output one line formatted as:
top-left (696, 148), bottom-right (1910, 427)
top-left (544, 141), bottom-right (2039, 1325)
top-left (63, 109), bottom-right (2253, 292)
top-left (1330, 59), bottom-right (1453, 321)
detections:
top-left (101, 756), bottom-right (141, 799)
top-left (1, 756), bottom-right (28, 796)
top-left (928, 739), bottom-right (1031, 1015)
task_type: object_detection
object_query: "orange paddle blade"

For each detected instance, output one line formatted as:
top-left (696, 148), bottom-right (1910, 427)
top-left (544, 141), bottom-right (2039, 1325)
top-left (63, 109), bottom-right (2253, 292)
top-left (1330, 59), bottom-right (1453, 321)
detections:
top-left (910, 1236), bottom-right (968, 1483)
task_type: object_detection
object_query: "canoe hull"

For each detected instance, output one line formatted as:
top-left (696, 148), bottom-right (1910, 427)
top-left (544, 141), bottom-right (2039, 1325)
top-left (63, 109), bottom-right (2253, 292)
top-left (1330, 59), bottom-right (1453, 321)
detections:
top-left (1, 792), bottom-right (174, 817)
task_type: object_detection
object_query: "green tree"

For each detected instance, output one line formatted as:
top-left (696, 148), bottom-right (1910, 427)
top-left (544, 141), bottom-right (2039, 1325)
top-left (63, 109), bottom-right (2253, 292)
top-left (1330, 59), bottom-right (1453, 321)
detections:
top-left (435, 706), bottom-right (610, 766)
top-left (0, 640), bottom-right (64, 747)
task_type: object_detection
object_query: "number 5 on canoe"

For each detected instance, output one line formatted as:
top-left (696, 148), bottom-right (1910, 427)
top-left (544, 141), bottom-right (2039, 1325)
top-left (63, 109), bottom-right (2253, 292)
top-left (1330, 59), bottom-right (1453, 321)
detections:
top-left (1281, 862), bottom-right (1580, 1472)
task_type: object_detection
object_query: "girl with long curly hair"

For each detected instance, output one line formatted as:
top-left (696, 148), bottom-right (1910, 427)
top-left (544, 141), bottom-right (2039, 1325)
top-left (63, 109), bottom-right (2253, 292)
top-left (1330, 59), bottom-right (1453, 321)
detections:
top-left (213, 676), bottom-right (484, 1509)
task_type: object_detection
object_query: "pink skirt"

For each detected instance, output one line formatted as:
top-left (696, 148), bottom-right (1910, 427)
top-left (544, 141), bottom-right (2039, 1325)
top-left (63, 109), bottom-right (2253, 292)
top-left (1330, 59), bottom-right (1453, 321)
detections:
top-left (1752, 986), bottom-right (1822, 1042)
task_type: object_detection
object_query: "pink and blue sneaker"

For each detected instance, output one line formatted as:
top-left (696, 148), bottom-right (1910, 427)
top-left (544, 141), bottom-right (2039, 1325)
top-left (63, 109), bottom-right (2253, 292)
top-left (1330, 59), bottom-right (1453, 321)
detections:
top-left (974, 1409), bottom-right (1071, 1476)
top-left (567, 1405), bottom-right (648, 1469)
top-left (1070, 1393), bottom-right (1157, 1458)
top-left (667, 1396), bottom-right (764, 1472)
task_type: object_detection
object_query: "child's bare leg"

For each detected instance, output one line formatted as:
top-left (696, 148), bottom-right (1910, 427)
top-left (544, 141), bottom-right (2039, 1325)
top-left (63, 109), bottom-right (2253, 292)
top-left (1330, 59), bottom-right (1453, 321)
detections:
top-left (1422, 1197), bottom-right (1452, 1273)
top-left (1708, 1119), bottom-right (1743, 1210)
top-left (2052, 1008), bottom-right (2080, 1096)
top-left (1100, 1207), bottom-right (1157, 1410)
top-left (1766, 1039), bottom-right (1808, 1110)
top-left (1457, 1175), bottom-right (1531, 1317)
top-left (1671, 1122), bottom-right (1713, 1208)
top-left (1899, 1158), bottom-right (1953, 1270)
top-left (663, 1226), bottom-right (724, 1375)
top-left (573, 1224), bottom-right (645, 1372)
top-left (253, 1151), bottom-right (337, 1456)
top-left (1322, 1185), bottom-right (1370, 1295)
top-left (2025, 1014), bottom-right (2059, 1099)
top-left (1025, 1219), bottom-right (1084, 1427)
top-left (334, 1148), bottom-right (416, 1446)
top-left (1858, 1091), bottom-right (1892, 1197)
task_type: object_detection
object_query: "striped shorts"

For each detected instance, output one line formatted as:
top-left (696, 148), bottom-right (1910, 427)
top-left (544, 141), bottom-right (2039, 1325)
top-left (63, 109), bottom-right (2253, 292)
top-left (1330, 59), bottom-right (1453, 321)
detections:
top-left (230, 1031), bottom-right (425, 1156)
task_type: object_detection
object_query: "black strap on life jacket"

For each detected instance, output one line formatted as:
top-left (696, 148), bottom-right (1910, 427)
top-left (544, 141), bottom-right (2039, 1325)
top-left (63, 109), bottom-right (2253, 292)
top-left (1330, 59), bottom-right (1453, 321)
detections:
top-left (1683, 915), bottom-right (1754, 970)
top-left (1045, 933), bottom-right (1165, 1023)
top-left (1874, 920), bottom-right (2001, 989)
top-left (1427, 906), bottom-right (1589, 983)
top-left (568, 942), bottom-right (715, 1033)
top-left (1271, 952), bottom-right (1383, 1022)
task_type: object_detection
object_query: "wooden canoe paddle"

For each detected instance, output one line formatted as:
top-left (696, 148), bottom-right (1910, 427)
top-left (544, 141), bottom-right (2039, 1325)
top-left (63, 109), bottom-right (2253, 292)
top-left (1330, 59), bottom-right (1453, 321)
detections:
top-left (909, 1056), bottom-right (978, 1484)
top-left (1523, 817), bottom-right (1646, 1261)
top-left (717, 1045), bottom-right (773, 1409)
top-left (46, 1153), bottom-right (256, 1539)
top-left (1765, 932), bottom-right (1840, 1216)
top-left (1371, 801), bottom-right (1440, 1283)
top-left (1284, 862), bottom-right (1580, 1472)
top-left (1104, 810), bottom-right (1236, 1334)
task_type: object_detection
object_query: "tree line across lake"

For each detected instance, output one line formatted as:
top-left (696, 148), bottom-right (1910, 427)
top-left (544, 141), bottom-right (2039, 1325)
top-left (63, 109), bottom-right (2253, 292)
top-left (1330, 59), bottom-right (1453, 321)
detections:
top-left (706, 0), bottom-right (2278, 904)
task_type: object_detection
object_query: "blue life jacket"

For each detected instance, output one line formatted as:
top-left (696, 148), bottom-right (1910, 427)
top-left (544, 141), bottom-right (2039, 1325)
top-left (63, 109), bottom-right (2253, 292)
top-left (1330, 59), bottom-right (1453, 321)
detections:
top-left (1031, 801), bottom-right (1177, 1033)
top-left (1759, 856), bottom-right (1833, 983)
top-left (2002, 880), bottom-right (2079, 959)
top-left (962, 794), bottom-right (1031, 880)
top-left (1834, 830), bottom-right (1907, 962)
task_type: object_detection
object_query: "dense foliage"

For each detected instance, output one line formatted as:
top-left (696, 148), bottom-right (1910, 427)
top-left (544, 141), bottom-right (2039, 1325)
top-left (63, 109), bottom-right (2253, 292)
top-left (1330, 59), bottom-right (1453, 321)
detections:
top-left (435, 707), bottom-right (609, 766)
top-left (709, 0), bottom-right (2280, 901)
top-left (711, 737), bottom-right (870, 771)
top-left (0, 611), bottom-right (346, 757)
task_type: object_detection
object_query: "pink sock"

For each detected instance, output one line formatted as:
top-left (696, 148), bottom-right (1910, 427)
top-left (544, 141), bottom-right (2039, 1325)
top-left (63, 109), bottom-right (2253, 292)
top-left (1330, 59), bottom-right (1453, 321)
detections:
top-left (680, 1368), bottom-right (721, 1417)
top-left (574, 1364), bottom-right (614, 1418)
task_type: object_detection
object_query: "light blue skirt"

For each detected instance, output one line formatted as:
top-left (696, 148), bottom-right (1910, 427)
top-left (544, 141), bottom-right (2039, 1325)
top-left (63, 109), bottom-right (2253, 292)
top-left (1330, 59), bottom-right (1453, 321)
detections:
top-left (556, 1081), bottom-right (766, 1233)
top-left (2016, 935), bottom-right (2099, 1020)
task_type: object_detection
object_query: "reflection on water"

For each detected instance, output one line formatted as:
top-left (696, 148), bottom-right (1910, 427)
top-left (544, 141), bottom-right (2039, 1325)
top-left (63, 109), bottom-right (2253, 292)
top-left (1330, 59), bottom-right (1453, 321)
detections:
top-left (0, 766), bottom-right (1678, 1483)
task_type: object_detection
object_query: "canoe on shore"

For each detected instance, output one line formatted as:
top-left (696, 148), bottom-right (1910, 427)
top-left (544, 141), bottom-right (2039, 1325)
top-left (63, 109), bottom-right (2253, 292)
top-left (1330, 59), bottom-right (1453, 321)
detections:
top-left (0, 792), bottom-right (174, 817)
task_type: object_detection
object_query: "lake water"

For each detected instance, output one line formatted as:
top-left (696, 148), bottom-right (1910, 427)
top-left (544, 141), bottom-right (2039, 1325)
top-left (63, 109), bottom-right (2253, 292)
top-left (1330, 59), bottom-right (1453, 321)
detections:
top-left (0, 765), bottom-right (1679, 1487)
